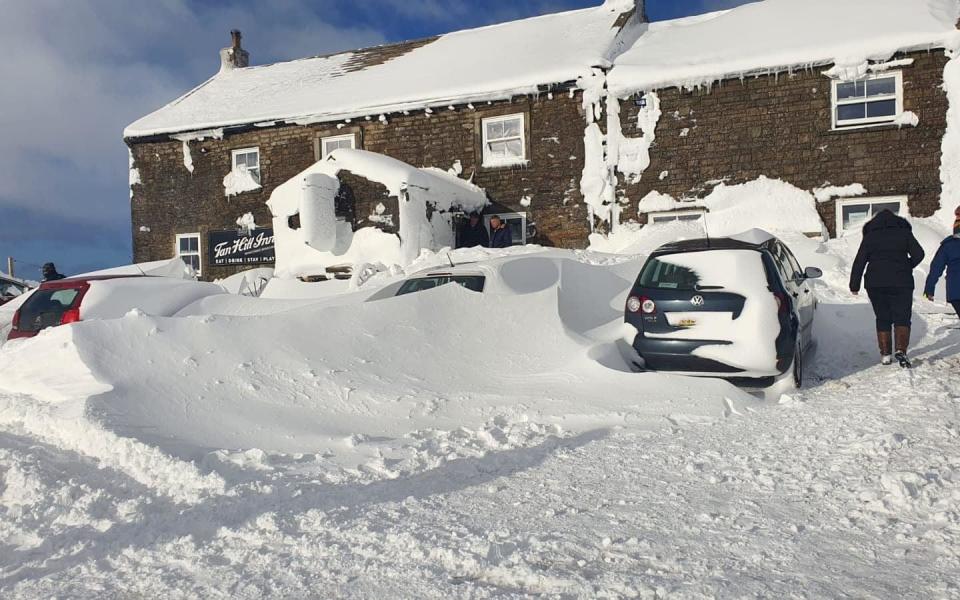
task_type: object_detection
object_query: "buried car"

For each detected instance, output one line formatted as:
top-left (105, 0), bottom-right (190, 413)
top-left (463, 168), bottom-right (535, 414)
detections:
top-left (622, 230), bottom-right (822, 389)
top-left (7, 275), bottom-right (225, 340)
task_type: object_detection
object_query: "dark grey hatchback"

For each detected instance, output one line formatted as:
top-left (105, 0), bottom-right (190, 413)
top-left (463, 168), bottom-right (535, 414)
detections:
top-left (623, 232), bottom-right (822, 389)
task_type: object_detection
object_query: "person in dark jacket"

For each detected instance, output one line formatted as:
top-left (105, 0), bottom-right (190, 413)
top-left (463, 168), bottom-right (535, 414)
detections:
top-left (849, 210), bottom-right (925, 367)
top-left (489, 215), bottom-right (513, 249)
top-left (457, 212), bottom-right (489, 248)
top-left (41, 262), bottom-right (66, 282)
top-left (923, 205), bottom-right (960, 320)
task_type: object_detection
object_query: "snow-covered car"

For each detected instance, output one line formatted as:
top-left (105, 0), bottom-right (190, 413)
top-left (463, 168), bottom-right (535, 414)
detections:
top-left (366, 254), bottom-right (568, 301)
top-left (7, 275), bottom-right (225, 340)
top-left (622, 230), bottom-right (822, 388)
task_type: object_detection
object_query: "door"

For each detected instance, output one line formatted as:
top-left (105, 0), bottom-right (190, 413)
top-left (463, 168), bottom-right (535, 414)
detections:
top-left (777, 243), bottom-right (815, 347)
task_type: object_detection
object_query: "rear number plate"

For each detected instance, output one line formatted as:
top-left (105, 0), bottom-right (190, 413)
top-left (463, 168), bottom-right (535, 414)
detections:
top-left (677, 319), bottom-right (697, 328)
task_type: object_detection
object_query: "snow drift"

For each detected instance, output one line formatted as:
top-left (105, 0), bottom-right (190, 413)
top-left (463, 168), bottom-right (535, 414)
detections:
top-left (268, 149), bottom-right (489, 278)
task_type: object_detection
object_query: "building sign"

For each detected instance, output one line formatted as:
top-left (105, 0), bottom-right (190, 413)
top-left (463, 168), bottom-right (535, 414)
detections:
top-left (208, 228), bottom-right (275, 267)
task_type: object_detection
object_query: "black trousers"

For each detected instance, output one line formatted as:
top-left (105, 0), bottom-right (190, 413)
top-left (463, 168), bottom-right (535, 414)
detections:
top-left (866, 287), bottom-right (913, 331)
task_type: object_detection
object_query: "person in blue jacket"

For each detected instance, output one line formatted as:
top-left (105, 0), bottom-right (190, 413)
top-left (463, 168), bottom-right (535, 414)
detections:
top-left (923, 205), bottom-right (960, 320)
top-left (489, 215), bottom-right (513, 249)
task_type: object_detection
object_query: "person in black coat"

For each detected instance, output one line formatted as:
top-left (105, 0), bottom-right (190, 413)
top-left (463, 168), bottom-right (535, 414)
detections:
top-left (457, 212), bottom-right (489, 249)
top-left (849, 210), bottom-right (925, 367)
top-left (489, 215), bottom-right (513, 249)
top-left (41, 262), bottom-right (66, 282)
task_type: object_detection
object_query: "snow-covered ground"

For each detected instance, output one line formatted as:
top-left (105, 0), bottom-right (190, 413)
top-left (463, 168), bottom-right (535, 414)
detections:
top-left (1, 232), bottom-right (958, 597)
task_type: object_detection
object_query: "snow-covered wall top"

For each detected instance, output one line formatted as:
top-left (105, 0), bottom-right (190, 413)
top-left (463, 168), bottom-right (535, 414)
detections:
top-left (125, 3), bottom-right (641, 138)
top-left (608, 0), bottom-right (960, 96)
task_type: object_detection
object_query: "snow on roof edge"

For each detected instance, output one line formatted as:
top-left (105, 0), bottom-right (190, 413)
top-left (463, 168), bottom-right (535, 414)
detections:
top-left (125, 3), bottom-right (631, 140)
top-left (124, 80), bottom-right (577, 140)
top-left (609, 38), bottom-right (960, 97)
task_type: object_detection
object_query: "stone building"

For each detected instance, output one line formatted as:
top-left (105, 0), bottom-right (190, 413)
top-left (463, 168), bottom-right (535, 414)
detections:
top-left (126, 0), bottom-right (960, 280)
top-left (125, 2), bottom-right (647, 279)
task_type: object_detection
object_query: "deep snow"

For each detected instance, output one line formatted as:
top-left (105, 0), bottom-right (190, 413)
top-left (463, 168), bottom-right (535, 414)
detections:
top-left (0, 231), bottom-right (958, 597)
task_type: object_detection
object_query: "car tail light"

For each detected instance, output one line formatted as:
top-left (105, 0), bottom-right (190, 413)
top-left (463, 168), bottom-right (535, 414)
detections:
top-left (60, 308), bottom-right (81, 325)
top-left (11, 309), bottom-right (20, 330)
top-left (626, 296), bottom-right (642, 313)
top-left (641, 297), bottom-right (657, 314)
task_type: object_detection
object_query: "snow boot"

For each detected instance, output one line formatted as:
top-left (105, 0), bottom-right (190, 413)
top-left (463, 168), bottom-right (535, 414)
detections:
top-left (894, 326), bottom-right (912, 369)
top-left (877, 330), bottom-right (893, 365)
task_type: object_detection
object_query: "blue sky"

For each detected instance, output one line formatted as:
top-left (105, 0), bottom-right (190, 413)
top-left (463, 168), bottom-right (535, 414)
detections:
top-left (0, 0), bottom-right (750, 277)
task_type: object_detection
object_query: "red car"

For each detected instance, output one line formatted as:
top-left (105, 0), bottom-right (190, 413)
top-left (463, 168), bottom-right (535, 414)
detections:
top-left (7, 275), bottom-right (225, 340)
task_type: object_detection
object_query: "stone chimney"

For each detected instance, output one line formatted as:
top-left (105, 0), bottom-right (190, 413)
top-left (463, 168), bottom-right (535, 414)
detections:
top-left (219, 29), bottom-right (250, 73)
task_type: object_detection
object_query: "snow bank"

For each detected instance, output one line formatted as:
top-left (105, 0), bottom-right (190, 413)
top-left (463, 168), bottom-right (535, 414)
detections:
top-left (77, 258), bottom-right (197, 279)
top-left (0, 326), bottom-right (224, 503)
top-left (813, 183), bottom-right (867, 204)
top-left (609, 0), bottom-right (960, 95)
top-left (4, 266), bottom-right (749, 471)
top-left (268, 149), bottom-right (488, 277)
top-left (643, 176), bottom-right (823, 233)
top-left (126, 3), bottom-right (643, 138)
top-left (81, 278), bottom-right (226, 320)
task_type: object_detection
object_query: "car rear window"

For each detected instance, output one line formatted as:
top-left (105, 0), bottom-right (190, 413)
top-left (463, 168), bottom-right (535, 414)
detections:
top-left (396, 275), bottom-right (485, 296)
top-left (17, 288), bottom-right (80, 332)
top-left (638, 257), bottom-right (702, 290)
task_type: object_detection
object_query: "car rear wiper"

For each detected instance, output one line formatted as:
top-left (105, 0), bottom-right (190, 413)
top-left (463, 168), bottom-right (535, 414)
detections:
top-left (695, 285), bottom-right (725, 291)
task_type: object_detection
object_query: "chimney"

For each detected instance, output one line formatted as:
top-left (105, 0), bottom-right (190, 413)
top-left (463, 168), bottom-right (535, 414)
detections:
top-left (219, 29), bottom-right (250, 72)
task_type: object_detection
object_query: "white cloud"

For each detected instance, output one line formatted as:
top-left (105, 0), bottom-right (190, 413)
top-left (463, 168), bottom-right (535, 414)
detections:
top-left (0, 0), bottom-right (384, 245)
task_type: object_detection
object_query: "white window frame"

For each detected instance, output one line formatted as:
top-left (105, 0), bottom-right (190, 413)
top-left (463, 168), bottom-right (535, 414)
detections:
top-left (484, 212), bottom-right (527, 245)
top-left (231, 147), bottom-right (261, 184)
top-left (320, 134), bottom-right (356, 160)
top-left (481, 113), bottom-right (527, 168)
top-left (831, 71), bottom-right (903, 130)
top-left (647, 209), bottom-right (706, 224)
top-left (835, 196), bottom-right (909, 235)
top-left (175, 232), bottom-right (202, 276)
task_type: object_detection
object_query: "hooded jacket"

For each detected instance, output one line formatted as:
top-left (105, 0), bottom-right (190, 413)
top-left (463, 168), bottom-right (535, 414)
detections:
top-left (849, 210), bottom-right (925, 292)
top-left (924, 235), bottom-right (960, 301)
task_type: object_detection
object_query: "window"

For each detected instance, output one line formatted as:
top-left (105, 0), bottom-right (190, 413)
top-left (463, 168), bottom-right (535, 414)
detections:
top-left (482, 113), bottom-right (526, 167)
top-left (771, 242), bottom-right (803, 283)
top-left (638, 257), bottom-right (701, 291)
top-left (395, 275), bottom-right (486, 297)
top-left (647, 209), bottom-right (706, 224)
top-left (231, 147), bottom-right (260, 185)
top-left (836, 196), bottom-right (908, 234)
top-left (832, 72), bottom-right (903, 129)
top-left (321, 134), bottom-right (356, 159)
top-left (176, 233), bottom-right (202, 275)
top-left (484, 212), bottom-right (527, 245)
top-left (17, 288), bottom-right (81, 332)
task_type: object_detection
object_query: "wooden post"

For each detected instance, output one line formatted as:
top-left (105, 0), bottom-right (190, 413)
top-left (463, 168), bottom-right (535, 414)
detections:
top-left (6, 257), bottom-right (13, 279)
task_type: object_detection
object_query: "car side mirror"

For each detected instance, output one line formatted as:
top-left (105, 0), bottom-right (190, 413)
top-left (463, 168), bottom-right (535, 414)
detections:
top-left (803, 267), bottom-right (823, 280)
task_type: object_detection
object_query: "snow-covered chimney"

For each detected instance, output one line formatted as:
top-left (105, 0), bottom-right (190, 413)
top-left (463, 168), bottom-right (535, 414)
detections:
top-left (606, 0), bottom-right (647, 23)
top-left (219, 30), bottom-right (250, 73)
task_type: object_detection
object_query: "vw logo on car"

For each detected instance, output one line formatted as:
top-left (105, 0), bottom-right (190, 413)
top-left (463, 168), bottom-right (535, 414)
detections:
top-left (690, 295), bottom-right (705, 307)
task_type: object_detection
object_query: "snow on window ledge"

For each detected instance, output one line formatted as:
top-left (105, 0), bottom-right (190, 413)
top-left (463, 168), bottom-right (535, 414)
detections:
top-left (829, 120), bottom-right (906, 133)
top-left (481, 158), bottom-right (530, 169)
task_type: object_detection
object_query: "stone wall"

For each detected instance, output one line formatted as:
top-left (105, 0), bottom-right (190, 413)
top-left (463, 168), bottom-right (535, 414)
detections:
top-left (129, 92), bottom-right (592, 280)
top-left (616, 50), bottom-right (949, 237)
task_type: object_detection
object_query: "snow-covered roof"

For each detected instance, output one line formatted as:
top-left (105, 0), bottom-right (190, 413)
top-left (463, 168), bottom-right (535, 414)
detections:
top-left (125, 1), bottom-right (641, 139)
top-left (609, 0), bottom-right (960, 96)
